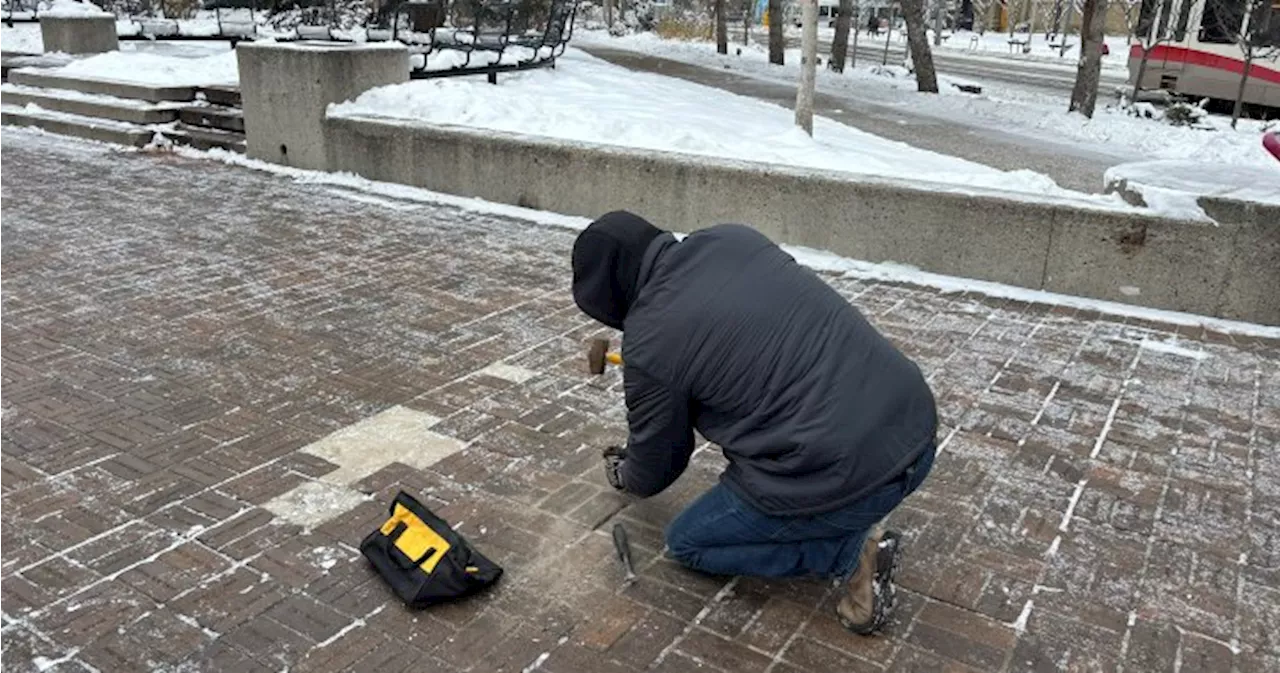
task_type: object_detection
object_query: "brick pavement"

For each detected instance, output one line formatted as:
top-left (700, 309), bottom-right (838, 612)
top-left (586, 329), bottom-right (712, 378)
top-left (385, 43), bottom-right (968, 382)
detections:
top-left (2, 129), bottom-right (1278, 673)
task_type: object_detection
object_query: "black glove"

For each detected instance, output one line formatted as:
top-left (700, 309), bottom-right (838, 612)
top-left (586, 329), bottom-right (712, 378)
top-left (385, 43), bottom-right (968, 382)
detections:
top-left (603, 445), bottom-right (627, 491)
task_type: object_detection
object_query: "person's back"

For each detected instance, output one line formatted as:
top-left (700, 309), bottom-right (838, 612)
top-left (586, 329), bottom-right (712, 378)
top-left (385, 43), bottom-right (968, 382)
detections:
top-left (573, 212), bottom-right (937, 636)
top-left (622, 224), bottom-right (936, 515)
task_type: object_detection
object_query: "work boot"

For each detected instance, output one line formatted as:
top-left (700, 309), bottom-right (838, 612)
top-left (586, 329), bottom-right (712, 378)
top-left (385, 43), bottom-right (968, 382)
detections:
top-left (836, 528), bottom-right (901, 635)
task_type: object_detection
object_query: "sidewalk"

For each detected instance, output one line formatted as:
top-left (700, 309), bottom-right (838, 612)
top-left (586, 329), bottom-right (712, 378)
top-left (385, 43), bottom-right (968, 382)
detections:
top-left (2, 129), bottom-right (1278, 673)
top-left (580, 46), bottom-right (1126, 194)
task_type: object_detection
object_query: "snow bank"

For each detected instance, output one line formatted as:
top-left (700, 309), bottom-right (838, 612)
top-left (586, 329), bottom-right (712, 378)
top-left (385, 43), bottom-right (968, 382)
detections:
top-left (52, 48), bottom-right (238, 85)
top-left (1105, 159), bottom-right (1280, 216)
top-left (332, 49), bottom-right (1124, 207)
top-left (40, 0), bottom-right (111, 18)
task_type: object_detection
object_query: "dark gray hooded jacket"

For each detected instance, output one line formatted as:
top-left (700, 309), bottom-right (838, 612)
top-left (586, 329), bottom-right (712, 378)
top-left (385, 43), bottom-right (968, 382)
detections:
top-left (572, 212), bottom-right (937, 517)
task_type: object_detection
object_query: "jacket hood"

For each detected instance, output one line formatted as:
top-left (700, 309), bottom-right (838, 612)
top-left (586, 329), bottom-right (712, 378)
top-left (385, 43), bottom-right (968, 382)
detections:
top-left (571, 211), bottom-right (664, 330)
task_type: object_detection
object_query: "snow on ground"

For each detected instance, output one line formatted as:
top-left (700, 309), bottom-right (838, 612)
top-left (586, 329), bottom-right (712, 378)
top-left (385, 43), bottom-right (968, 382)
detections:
top-left (579, 31), bottom-right (1277, 172)
top-left (1, 22), bottom-right (43, 53)
top-left (332, 48), bottom-right (1131, 208)
top-left (1105, 159), bottom-right (1280, 215)
top-left (46, 47), bottom-right (238, 85)
top-left (821, 26), bottom-right (1133, 71)
top-left (40, 0), bottom-right (110, 18)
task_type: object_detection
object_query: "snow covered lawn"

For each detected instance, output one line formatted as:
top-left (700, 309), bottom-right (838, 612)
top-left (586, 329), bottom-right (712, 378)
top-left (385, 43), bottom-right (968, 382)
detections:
top-left (580, 31), bottom-right (1277, 173)
top-left (331, 49), bottom-right (1130, 208)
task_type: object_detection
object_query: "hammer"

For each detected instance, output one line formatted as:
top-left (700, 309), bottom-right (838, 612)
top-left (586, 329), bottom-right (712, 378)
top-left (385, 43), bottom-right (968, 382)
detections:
top-left (586, 337), bottom-right (623, 375)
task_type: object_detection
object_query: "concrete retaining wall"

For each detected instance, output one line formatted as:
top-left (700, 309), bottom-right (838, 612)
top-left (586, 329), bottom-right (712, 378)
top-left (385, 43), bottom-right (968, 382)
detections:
top-left (40, 16), bottom-right (118, 55)
top-left (322, 115), bottom-right (1279, 325)
top-left (237, 41), bottom-right (408, 171)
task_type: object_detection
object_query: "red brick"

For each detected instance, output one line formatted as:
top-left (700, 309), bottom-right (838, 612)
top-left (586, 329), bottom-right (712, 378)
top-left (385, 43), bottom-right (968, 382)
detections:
top-left (575, 595), bottom-right (649, 651)
top-left (606, 609), bottom-right (686, 667)
top-left (781, 637), bottom-right (881, 673)
top-left (907, 601), bottom-right (1016, 671)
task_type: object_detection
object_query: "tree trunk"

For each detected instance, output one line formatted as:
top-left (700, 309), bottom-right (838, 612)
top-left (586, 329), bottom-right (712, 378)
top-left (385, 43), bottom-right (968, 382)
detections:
top-left (743, 0), bottom-right (752, 45)
top-left (716, 0), bottom-right (728, 53)
top-left (830, 0), bottom-right (853, 71)
top-left (1130, 42), bottom-right (1151, 102)
top-left (1057, 0), bottom-right (1073, 56)
top-left (769, 0), bottom-right (785, 63)
top-left (850, 4), bottom-right (860, 67)
top-left (901, 0), bottom-right (940, 91)
top-left (1069, 0), bottom-right (1108, 117)
top-left (1232, 53), bottom-right (1253, 128)
top-left (797, 0), bottom-right (818, 133)
top-left (604, 0), bottom-right (613, 27)
top-left (882, 9), bottom-right (893, 64)
top-left (933, 0), bottom-right (943, 45)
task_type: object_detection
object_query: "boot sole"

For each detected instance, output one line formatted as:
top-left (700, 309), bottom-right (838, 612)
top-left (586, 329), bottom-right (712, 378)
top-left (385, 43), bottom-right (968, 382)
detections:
top-left (839, 530), bottom-right (901, 636)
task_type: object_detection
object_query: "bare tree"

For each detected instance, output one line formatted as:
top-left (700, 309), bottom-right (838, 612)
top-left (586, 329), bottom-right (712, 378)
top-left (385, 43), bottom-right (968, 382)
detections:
top-left (901, 0), bottom-right (941, 91)
top-left (1205, 0), bottom-right (1280, 127)
top-left (830, 0), bottom-right (854, 71)
top-left (769, 0), bottom-right (785, 62)
top-left (1117, 0), bottom-right (1143, 39)
top-left (604, 0), bottom-right (614, 27)
top-left (797, 0), bottom-right (818, 133)
top-left (1069, 0), bottom-right (1109, 116)
top-left (743, 0), bottom-right (754, 44)
top-left (716, 0), bottom-right (728, 52)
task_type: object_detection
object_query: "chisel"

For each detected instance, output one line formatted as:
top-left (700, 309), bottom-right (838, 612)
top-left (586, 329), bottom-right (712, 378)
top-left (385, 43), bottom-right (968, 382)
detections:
top-left (612, 522), bottom-right (637, 583)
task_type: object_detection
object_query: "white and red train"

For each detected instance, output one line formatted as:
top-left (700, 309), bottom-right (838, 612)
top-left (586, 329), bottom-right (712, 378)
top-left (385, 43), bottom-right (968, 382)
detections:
top-left (1129, 0), bottom-right (1280, 111)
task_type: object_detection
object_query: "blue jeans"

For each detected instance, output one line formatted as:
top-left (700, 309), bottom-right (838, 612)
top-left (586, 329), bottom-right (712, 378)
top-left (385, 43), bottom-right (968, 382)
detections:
top-left (665, 446), bottom-right (935, 579)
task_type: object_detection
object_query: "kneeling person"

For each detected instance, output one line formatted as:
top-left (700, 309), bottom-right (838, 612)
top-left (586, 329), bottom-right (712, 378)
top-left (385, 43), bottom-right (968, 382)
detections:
top-left (572, 211), bottom-right (938, 634)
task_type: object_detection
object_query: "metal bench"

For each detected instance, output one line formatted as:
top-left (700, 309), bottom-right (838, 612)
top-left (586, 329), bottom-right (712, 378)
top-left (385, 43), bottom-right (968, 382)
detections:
top-left (106, 0), bottom-right (261, 44)
top-left (365, 0), bottom-right (579, 83)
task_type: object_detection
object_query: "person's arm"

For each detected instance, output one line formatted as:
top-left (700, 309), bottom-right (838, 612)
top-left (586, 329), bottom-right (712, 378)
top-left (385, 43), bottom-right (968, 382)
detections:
top-left (618, 366), bottom-right (695, 497)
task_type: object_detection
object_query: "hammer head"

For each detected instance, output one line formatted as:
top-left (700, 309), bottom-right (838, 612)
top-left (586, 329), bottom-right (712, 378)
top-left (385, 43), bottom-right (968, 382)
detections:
top-left (587, 337), bottom-right (609, 375)
top-left (587, 338), bottom-right (624, 375)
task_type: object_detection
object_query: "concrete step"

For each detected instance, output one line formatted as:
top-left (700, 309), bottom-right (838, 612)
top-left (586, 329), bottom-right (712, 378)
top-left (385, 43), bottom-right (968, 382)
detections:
top-left (178, 104), bottom-right (243, 132)
top-left (1, 53), bottom-right (74, 82)
top-left (1, 84), bottom-right (183, 124)
top-left (7, 69), bottom-right (197, 102)
top-left (198, 84), bottom-right (241, 107)
top-left (1, 104), bottom-right (155, 147)
top-left (165, 123), bottom-right (245, 153)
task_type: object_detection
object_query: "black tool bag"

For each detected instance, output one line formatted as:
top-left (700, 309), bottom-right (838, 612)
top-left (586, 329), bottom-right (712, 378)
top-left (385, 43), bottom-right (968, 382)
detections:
top-left (360, 491), bottom-right (503, 608)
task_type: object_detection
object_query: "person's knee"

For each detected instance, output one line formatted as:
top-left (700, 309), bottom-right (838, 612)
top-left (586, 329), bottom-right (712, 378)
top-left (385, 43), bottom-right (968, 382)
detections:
top-left (664, 522), bottom-right (699, 567)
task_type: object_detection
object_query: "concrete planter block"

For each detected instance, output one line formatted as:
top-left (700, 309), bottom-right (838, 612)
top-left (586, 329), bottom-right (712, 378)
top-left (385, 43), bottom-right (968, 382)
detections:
top-left (40, 16), bottom-right (118, 55)
top-left (236, 41), bottom-right (409, 171)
